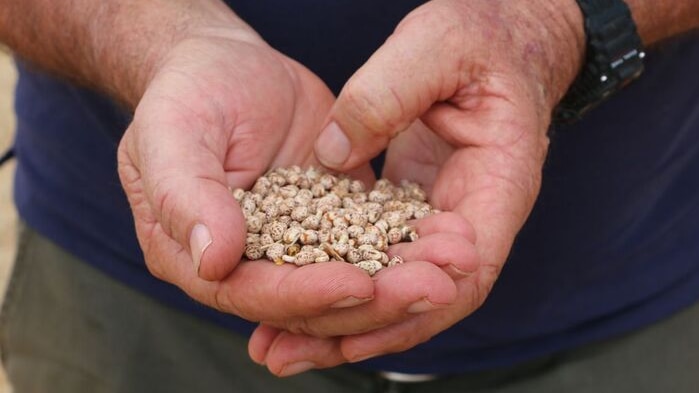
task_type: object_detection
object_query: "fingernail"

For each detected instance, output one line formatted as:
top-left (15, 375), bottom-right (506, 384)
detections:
top-left (280, 361), bottom-right (316, 377)
top-left (351, 352), bottom-right (383, 363)
top-left (254, 358), bottom-right (266, 366)
top-left (315, 122), bottom-right (351, 168)
top-left (331, 296), bottom-right (373, 309)
top-left (190, 224), bottom-right (212, 275)
top-left (444, 264), bottom-right (471, 278)
top-left (407, 298), bottom-right (437, 314)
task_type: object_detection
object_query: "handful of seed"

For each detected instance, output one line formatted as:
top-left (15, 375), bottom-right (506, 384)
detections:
top-left (232, 166), bottom-right (436, 276)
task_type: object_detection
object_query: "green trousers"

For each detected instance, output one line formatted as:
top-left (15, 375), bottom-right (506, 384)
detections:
top-left (1, 224), bottom-right (698, 392)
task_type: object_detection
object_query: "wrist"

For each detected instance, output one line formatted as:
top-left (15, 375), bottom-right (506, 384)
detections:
top-left (0, 0), bottom-right (259, 109)
top-left (96, 1), bottom-right (259, 107)
top-left (624, 0), bottom-right (699, 46)
top-left (443, 0), bottom-right (586, 112)
top-left (523, 0), bottom-right (586, 109)
top-left (554, 0), bottom-right (647, 124)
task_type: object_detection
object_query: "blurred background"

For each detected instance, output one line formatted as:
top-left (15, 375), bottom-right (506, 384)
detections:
top-left (0, 48), bottom-right (18, 392)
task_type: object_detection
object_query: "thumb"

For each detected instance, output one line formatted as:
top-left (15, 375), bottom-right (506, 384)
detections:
top-left (314, 10), bottom-right (462, 170)
top-left (119, 112), bottom-right (248, 283)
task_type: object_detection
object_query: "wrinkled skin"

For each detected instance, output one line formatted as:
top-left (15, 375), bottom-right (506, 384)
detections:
top-left (249, 0), bottom-right (584, 376)
top-left (117, 26), bottom-right (465, 345)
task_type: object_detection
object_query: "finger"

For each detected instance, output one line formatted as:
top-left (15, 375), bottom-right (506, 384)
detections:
top-left (274, 261), bottom-right (456, 337)
top-left (217, 260), bottom-right (375, 321)
top-left (411, 211), bottom-right (477, 243)
top-left (313, 6), bottom-right (464, 170)
top-left (389, 232), bottom-right (479, 278)
top-left (260, 59), bottom-right (378, 188)
top-left (341, 311), bottom-right (438, 362)
top-left (258, 301), bottom-right (460, 368)
top-left (258, 265), bottom-right (492, 369)
top-left (121, 111), bottom-right (250, 282)
top-left (248, 324), bottom-right (283, 365)
top-left (258, 308), bottom-right (453, 369)
top-left (264, 332), bottom-right (345, 377)
top-left (340, 264), bottom-right (498, 362)
top-left (136, 222), bottom-right (377, 319)
top-left (261, 273), bottom-right (489, 368)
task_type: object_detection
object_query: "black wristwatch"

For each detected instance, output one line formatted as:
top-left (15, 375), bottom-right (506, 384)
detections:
top-left (553, 0), bottom-right (645, 124)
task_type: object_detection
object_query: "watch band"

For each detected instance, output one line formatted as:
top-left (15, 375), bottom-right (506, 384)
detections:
top-left (553, 0), bottom-right (645, 124)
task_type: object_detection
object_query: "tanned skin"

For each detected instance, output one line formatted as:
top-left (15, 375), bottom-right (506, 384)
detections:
top-left (1, 0), bottom-right (698, 376)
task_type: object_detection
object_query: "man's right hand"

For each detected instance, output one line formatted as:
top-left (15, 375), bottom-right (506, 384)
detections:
top-left (116, 22), bottom-right (383, 320)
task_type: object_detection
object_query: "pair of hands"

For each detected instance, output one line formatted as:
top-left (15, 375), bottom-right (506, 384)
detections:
top-left (117, 0), bottom-right (583, 377)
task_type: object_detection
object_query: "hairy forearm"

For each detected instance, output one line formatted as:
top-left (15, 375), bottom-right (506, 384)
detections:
top-left (560, 0), bottom-right (699, 63)
top-left (0, 0), bottom-right (250, 107)
top-left (544, 0), bottom-right (699, 105)
top-left (628, 0), bottom-right (699, 45)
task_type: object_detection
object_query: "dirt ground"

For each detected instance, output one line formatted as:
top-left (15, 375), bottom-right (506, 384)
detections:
top-left (0, 49), bottom-right (18, 393)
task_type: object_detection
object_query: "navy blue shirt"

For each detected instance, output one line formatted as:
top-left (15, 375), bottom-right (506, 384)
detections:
top-left (12, 1), bottom-right (699, 374)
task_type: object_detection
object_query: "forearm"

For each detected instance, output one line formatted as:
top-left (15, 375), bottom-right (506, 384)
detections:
top-left (627, 0), bottom-right (699, 45)
top-left (0, 0), bottom-right (253, 107)
top-left (541, 0), bottom-right (699, 107)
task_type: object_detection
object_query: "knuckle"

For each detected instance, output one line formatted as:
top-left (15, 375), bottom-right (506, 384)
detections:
top-left (342, 76), bottom-right (406, 138)
top-left (213, 284), bottom-right (242, 316)
top-left (392, 332), bottom-right (432, 354)
top-left (144, 259), bottom-right (167, 281)
top-left (397, 4), bottom-right (464, 46)
top-left (149, 176), bottom-right (181, 240)
top-left (395, 5), bottom-right (468, 81)
top-left (283, 317), bottom-right (317, 336)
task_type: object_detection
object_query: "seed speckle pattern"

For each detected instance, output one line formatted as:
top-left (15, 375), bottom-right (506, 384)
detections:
top-left (234, 167), bottom-right (434, 276)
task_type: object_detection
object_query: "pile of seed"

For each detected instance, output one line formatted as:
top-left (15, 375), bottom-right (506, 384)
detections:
top-left (232, 166), bottom-right (436, 276)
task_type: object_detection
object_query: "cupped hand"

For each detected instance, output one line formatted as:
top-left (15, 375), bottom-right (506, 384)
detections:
top-left (117, 23), bottom-right (384, 325)
top-left (250, 0), bottom-right (585, 375)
